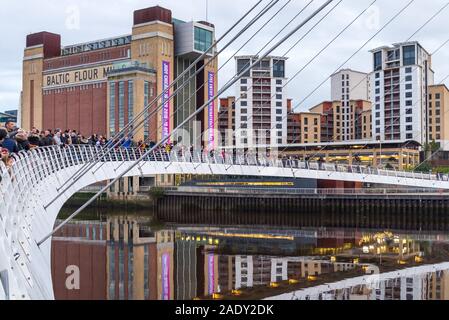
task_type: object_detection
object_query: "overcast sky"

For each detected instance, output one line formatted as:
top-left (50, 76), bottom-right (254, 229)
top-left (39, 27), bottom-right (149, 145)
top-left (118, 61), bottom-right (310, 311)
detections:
top-left (1, 0), bottom-right (449, 113)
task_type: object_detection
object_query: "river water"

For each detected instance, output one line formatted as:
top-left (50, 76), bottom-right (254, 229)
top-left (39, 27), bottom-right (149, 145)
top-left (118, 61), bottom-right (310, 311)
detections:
top-left (51, 206), bottom-right (449, 300)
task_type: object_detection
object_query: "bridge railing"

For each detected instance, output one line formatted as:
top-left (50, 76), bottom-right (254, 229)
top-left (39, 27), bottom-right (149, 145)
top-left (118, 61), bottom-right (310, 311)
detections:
top-left (2, 145), bottom-right (447, 185)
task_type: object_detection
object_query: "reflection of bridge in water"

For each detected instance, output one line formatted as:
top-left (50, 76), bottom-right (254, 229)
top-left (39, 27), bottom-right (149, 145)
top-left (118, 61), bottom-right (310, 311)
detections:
top-left (265, 263), bottom-right (449, 300)
top-left (2, 145), bottom-right (449, 299)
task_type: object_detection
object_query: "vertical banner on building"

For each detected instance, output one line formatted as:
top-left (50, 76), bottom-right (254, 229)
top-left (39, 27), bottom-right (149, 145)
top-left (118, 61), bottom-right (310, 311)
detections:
top-left (208, 72), bottom-right (215, 150)
top-left (162, 61), bottom-right (171, 141)
top-left (162, 253), bottom-right (170, 300)
top-left (208, 254), bottom-right (215, 295)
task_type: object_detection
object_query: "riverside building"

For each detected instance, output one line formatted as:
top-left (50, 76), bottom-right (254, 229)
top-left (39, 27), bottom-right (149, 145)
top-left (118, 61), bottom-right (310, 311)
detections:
top-left (21, 5), bottom-right (218, 146)
top-left (234, 55), bottom-right (288, 148)
top-left (369, 42), bottom-right (434, 145)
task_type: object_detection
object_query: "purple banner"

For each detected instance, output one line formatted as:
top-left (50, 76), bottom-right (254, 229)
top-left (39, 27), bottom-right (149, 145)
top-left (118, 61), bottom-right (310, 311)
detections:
top-left (208, 72), bottom-right (215, 149)
top-left (162, 253), bottom-right (170, 300)
top-left (208, 255), bottom-right (215, 295)
top-left (162, 61), bottom-right (171, 141)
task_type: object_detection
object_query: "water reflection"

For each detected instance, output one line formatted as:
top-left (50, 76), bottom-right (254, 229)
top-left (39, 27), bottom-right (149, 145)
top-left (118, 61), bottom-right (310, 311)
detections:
top-left (51, 212), bottom-right (449, 300)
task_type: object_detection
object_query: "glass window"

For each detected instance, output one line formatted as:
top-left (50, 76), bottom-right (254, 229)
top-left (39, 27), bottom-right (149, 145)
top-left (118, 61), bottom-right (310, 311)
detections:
top-left (194, 27), bottom-right (213, 53)
top-left (237, 59), bottom-right (251, 77)
top-left (109, 82), bottom-right (116, 137)
top-left (403, 45), bottom-right (416, 66)
top-left (374, 51), bottom-right (382, 71)
top-left (273, 59), bottom-right (285, 78)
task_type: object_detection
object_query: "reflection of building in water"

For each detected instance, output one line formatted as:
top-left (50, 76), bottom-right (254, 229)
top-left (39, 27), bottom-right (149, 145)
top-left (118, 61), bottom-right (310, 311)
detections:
top-left (156, 230), bottom-right (175, 300)
top-left (428, 271), bottom-right (449, 300)
top-left (106, 217), bottom-right (157, 300)
top-left (270, 264), bottom-right (449, 301)
top-left (52, 221), bottom-right (108, 300)
top-left (174, 240), bottom-right (198, 300)
top-left (217, 253), bottom-right (359, 292)
top-left (372, 271), bottom-right (449, 301)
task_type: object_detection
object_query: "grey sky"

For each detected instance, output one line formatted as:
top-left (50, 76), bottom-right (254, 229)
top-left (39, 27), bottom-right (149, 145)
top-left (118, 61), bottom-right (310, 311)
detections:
top-left (1, 0), bottom-right (449, 113)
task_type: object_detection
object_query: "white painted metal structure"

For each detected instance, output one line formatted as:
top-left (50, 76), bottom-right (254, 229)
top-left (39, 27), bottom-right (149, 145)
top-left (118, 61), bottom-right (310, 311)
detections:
top-left (1, 145), bottom-right (449, 300)
top-left (265, 262), bottom-right (449, 300)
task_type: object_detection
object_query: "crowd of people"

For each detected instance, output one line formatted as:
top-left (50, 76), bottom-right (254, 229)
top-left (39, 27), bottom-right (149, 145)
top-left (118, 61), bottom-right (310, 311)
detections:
top-left (0, 121), bottom-right (152, 169)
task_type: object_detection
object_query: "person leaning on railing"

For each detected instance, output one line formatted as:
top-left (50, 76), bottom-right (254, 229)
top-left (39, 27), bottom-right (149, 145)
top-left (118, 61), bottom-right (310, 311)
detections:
top-left (0, 128), bottom-right (19, 154)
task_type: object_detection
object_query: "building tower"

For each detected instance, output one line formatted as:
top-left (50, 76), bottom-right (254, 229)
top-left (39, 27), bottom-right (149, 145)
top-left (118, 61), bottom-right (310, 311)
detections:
top-left (330, 69), bottom-right (369, 141)
top-left (369, 42), bottom-right (434, 145)
top-left (234, 56), bottom-right (288, 148)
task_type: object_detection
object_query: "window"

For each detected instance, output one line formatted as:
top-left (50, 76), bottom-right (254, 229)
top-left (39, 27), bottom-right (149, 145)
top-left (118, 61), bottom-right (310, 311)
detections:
top-left (109, 82), bottom-right (116, 136)
top-left (406, 92), bottom-right (412, 98)
top-left (241, 86), bottom-right (247, 91)
top-left (374, 52), bottom-right (382, 71)
top-left (406, 109), bottom-right (412, 114)
top-left (118, 82), bottom-right (125, 131)
top-left (276, 109), bottom-right (282, 115)
top-left (403, 45), bottom-right (416, 66)
top-left (436, 93), bottom-right (441, 99)
top-left (276, 79), bottom-right (282, 85)
top-left (241, 116), bottom-right (247, 121)
top-left (406, 133), bottom-right (413, 139)
top-left (194, 27), bottom-right (213, 52)
top-left (276, 117), bottom-right (282, 122)
top-left (237, 59), bottom-right (251, 77)
top-left (276, 94), bottom-right (282, 100)
top-left (241, 79), bottom-right (247, 84)
top-left (405, 75), bottom-right (412, 82)
top-left (276, 102), bottom-right (282, 107)
top-left (406, 117), bottom-right (413, 123)
top-left (406, 125), bottom-right (413, 131)
top-left (241, 101), bottom-right (247, 107)
top-left (241, 109), bottom-right (247, 114)
top-left (406, 84), bottom-right (412, 90)
top-left (375, 88), bottom-right (380, 94)
top-left (375, 80), bottom-right (380, 87)
top-left (273, 59), bottom-right (285, 78)
top-left (405, 67), bottom-right (412, 73)
top-left (406, 100), bottom-right (413, 106)
top-left (276, 87), bottom-right (282, 93)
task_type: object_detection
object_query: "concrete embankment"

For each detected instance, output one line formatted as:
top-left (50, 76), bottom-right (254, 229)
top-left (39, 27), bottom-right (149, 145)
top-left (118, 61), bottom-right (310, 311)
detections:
top-left (155, 189), bottom-right (449, 231)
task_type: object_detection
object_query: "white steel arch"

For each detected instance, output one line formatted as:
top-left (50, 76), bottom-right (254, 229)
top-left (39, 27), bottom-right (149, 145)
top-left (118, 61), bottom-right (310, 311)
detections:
top-left (1, 145), bottom-right (449, 300)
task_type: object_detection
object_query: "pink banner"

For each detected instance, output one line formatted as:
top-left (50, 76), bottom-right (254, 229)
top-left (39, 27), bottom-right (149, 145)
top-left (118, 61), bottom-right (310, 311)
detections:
top-left (162, 253), bottom-right (170, 300)
top-left (208, 72), bottom-right (215, 149)
top-left (162, 61), bottom-right (171, 142)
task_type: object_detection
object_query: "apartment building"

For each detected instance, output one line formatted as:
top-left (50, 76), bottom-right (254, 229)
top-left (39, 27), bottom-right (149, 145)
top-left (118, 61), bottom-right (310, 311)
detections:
top-left (428, 84), bottom-right (449, 150)
top-left (370, 42), bottom-right (434, 145)
top-left (218, 96), bottom-right (236, 147)
top-left (330, 69), bottom-right (370, 141)
top-left (234, 55), bottom-right (288, 148)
